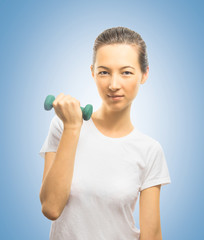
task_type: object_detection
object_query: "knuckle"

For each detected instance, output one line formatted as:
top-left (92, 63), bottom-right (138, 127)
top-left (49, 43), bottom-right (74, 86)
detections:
top-left (65, 95), bottom-right (71, 100)
top-left (72, 97), bottom-right (79, 103)
top-left (53, 95), bottom-right (79, 108)
top-left (52, 100), bottom-right (57, 106)
top-left (59, 100), bottom-right (64, 105)
top-left (57, 93), bottom-right (64, 98)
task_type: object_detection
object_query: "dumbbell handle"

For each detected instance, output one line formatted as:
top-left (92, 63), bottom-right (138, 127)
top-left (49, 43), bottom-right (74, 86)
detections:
top-left (44, 95), bottom-right (93, 121)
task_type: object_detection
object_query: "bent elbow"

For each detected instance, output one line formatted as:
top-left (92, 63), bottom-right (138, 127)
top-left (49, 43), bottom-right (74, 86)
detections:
top-left (41, 204), bottom-right (60, 221)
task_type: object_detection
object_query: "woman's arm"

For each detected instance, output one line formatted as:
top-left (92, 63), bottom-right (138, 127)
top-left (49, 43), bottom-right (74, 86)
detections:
top-left (39, 126), bottom-right (81, 220)
top-left (139, 185), bottom-right (162, 240)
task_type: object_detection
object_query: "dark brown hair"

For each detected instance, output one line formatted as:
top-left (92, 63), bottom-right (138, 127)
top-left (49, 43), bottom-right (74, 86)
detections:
top-left (92, 26), bottom-right (149, 74)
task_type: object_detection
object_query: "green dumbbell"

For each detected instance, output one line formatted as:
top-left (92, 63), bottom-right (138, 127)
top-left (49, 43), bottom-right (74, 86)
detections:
top-left (44, 95), bottom-right (93, 121)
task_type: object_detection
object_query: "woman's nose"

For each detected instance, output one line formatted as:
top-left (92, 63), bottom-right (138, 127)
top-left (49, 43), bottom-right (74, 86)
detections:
top-left (109, 74), bottom-right (121, 90)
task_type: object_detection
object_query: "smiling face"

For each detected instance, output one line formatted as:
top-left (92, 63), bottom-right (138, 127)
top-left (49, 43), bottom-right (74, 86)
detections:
top-left (90, 44), bottom-right (149, 112)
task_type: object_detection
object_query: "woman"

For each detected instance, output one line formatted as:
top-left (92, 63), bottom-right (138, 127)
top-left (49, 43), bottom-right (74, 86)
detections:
top-left (39, 26), bottom-right (171, 240)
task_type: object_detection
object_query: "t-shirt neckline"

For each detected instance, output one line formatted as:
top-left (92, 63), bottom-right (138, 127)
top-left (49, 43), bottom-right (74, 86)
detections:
top-left (90, 117), bottom-right (137, 141)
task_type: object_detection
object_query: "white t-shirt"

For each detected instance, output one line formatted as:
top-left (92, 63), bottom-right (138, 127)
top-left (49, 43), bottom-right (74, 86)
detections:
top-left (39, 115), bottom-right (171, 240)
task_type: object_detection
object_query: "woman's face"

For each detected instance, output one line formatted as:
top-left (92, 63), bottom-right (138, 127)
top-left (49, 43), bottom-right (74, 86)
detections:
top-left (90, 44), bottom-right (149, 111)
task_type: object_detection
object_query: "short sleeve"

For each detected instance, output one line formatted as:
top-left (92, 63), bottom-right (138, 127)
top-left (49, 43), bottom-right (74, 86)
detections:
top-left (140, 141), bottom-right (171, 191)
top-left (39, 115), bottom-right (63, 159)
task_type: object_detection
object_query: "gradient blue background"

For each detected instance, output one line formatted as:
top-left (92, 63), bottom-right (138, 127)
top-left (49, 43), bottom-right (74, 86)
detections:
top-left (0, 0), bottom-right (203, 239)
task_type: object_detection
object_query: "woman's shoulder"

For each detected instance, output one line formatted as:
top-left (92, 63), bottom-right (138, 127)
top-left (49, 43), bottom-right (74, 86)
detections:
top-left (133, 128), bottom-right (161, 149)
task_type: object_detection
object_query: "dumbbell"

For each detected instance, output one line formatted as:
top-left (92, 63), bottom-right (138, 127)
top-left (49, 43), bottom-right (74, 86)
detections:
top-left (44, 95), bottom-right (93, 121)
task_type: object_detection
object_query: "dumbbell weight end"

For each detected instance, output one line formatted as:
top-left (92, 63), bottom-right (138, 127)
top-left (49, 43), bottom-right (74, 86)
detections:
top-left (44, 95), bottom-right (93, 121)
top-left (44, 95), bottom-right (55, 111)
top-left (80, 105), bottom-right (93, 121)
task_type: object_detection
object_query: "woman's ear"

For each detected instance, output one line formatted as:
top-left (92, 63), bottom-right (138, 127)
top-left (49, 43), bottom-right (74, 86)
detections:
top-left (140, 66), bottom-right (149, 84)
top-left (90, 65), bottom-right (94, 78)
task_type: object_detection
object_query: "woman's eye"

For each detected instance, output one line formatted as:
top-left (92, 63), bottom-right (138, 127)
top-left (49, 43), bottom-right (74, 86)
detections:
top-left (98, 71), bottom-right (132, 76)
top-left (98, 71), bottom-right (109, 75)
top-left (123, 71), bottom-right (132, 75)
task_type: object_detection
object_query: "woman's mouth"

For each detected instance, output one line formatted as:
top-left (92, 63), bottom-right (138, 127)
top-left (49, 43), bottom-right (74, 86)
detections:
top-left (107, 95), bottom-right (124, 101)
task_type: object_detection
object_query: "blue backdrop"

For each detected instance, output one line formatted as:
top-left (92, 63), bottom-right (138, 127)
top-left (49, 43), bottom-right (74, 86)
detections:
top-left (0, 0), bottom-right (203, 239)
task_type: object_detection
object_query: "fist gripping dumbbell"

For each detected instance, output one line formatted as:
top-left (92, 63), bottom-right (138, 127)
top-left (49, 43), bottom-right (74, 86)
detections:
top-left (44, 95), bottom-right (93, 121)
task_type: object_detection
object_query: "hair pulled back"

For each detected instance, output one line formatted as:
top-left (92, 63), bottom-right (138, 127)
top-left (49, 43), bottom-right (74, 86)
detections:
top-left (92, 26), bottom-right (149, 74)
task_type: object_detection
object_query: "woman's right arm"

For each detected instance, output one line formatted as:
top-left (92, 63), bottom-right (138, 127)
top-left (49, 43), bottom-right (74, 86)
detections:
top-left (39, 126), bottom-right (81, 221)
top-left (39, 93), bottom-right (83, 221)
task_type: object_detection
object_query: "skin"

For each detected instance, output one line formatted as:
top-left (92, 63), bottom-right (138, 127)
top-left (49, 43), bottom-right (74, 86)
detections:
top-left (90, 44), bottom-right (162, 239)
top-left (90, 43), bottom-right (149, 137)
top-left (139, 185), bottom-right (162, 240)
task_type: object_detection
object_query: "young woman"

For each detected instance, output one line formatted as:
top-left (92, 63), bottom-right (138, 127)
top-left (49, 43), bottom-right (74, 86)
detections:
top-left (39, 26), bottom-right (171, 240)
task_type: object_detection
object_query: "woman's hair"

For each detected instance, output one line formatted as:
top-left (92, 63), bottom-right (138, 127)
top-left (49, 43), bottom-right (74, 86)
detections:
top-left (92, 26), bottom-right (149, 74)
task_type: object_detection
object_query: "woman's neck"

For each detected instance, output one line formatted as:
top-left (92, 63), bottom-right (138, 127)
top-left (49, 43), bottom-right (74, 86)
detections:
top-left (91, 104), bottom-right (134, 133)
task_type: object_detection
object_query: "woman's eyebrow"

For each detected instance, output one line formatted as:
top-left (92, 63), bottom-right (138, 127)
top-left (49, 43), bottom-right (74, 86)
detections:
top-left (97, 66), bottom-right (135, 70)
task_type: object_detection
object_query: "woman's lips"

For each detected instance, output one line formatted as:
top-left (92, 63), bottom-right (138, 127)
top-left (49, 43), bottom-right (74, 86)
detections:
top-left (107, 95), bottom-right (124, 101)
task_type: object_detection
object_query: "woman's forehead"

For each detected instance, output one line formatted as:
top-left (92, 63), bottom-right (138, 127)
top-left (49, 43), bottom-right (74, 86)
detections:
top-left (95, 44), bottom-right (139, 67)
top-left (97, 43), bottom-right (138, 52)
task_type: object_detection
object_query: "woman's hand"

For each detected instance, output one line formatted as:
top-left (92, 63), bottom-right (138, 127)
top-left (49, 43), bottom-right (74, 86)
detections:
top-left (52, 93), bottom-right (83, 129)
